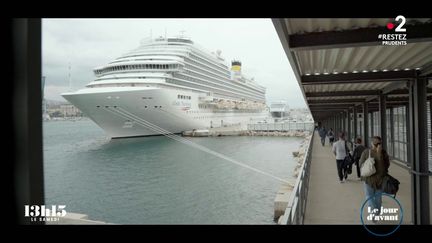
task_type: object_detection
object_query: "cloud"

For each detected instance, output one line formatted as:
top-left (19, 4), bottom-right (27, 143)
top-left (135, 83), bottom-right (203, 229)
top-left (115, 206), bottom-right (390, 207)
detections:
top-left (44, 85), bottom-right (70, 101)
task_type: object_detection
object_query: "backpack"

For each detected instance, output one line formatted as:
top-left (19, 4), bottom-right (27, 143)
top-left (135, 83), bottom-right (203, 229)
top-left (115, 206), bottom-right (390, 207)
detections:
top-left (382, 174), bottom-right (400, 197)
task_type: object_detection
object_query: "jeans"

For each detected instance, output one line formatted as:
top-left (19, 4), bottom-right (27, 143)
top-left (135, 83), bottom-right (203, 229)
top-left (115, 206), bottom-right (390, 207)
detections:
top-left (363, 182), bottom-right (383, 213)
top-left (321, 137), bottom-right (325, 146)
top-left (336, 160), bottom-right (345, 181)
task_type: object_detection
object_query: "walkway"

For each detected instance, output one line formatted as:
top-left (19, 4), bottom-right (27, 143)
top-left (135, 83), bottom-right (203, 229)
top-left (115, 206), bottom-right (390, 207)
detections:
top-left (304, 132), bottom-right (415, 224)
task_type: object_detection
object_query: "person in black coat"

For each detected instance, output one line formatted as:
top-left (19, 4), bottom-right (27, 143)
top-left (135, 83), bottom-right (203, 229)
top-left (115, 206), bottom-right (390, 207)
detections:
top-left (352, 137), bottom-right (367, 179)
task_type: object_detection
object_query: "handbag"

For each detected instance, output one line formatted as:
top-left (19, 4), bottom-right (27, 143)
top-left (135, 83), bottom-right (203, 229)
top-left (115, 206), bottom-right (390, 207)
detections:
top-left (360, 149), bottom-right (376, 177)
top-left (382, 174), bottom-right (400, 197)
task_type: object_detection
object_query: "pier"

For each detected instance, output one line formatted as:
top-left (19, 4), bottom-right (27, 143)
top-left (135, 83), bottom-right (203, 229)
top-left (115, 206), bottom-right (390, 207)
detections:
top-left (183, 122), bottom-right (314, 137)
top-left (273, 18), bottom-right (432, 224)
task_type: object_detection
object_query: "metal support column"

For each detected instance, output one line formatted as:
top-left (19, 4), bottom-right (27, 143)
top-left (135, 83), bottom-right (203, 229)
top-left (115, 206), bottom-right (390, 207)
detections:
top-left (406, 103), bottom-right (411, 167)
top-left (429, 95), bottom-right (431, 140)
top-left (363, 102), bottom-right (369, 146)
top-left (409, 77), bottom-right (430, 224)
top-left (389, 107), bottom-right (394, 158)
top-left (336, 114), bottom-right (339, 134)
top-left (353, 106), bottom-right (358, 142)
top-left (342, 111), bottom-right (346, 135)
top-left (334, 115), bottom-right (337, 134)
top-left (347, 109), bottom-right (351, 142)
top-left (13, 19), bottom-right (45, 224)
top-left (332, 116), bottom-right (335, 134)
top-left (379, 92), bottom-right (387, 150)
top-left (370, 111), bottom-right (374, 142)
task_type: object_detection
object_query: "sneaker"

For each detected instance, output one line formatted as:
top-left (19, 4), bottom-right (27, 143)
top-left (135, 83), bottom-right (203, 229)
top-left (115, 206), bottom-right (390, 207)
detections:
top-left (340, 180), bottom-right (345, 183)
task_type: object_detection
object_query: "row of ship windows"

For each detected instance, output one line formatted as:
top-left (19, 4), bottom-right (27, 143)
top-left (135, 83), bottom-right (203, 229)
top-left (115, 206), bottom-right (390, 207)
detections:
top-left (188, 53), bottom-right (265, 92)
top-left (198, 104), bottom-right (210, 109)
top-left (118, 51), bottom-right (185, 61)
top-left (118, 48), bottom-right (228, 77)
top-left (178, 95), bottom-right (191, 100)
top-left (187, 110), bottom-right (205, 114)
top-left (94, 64), bottom-right (180, 75)
top-left (174, 74), bottom-right (263, 101)
top-left (184, 65), bottom-right (262, 95)
top-left (184, 63), bottom-right (262, 95)
top-left (189, 52), bottom-right (228, 75)
top-left (95, 105), bottom-right (162, 109)
top-left (186, 57), bottom-right (229, 78)
top-left (185, 64), bottom-right (230, 84)
top-left (167, 78), bottom-right (262, 102)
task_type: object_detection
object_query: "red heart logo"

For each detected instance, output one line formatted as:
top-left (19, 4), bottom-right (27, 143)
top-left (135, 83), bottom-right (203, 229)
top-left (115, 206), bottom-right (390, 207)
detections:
top-left (387, 23), bottom-right (394, 30)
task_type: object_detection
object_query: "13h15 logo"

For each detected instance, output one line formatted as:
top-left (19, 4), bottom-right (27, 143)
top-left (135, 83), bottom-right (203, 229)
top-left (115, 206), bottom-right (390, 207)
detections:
top-left (24, 205), bottom-right (67, 222)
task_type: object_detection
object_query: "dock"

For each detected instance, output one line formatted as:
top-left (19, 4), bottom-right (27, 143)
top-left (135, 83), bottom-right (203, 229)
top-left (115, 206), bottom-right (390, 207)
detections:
top-left (183, 122), bottom-right (314, 137)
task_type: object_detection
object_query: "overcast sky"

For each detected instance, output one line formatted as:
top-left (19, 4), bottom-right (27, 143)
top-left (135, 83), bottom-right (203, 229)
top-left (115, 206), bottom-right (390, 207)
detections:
top-left (42, 18), bottom-right (306, 108)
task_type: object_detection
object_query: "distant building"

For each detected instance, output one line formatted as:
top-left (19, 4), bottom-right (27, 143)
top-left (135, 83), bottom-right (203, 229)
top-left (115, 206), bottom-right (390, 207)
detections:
top-left (47, 103), bottom-right (83, 118)
top-left (60, 104), bottom-right (82, 117)
top-left (288, 107), bottom-right (313, 122)
top-left (270, 101), bottom-right (290, 120)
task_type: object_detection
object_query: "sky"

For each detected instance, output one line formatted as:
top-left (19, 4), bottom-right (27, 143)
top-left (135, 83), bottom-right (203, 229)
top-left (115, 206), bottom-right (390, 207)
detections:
top-left (42, 18), bottom-right (307, 108)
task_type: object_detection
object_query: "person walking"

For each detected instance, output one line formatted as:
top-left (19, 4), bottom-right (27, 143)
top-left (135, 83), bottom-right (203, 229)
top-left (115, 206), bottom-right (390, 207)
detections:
top-left (352, 137), bottom-right (367, 180)
top-left (327, 128), bottom-right (335, 146)
top-left (332, 132), bottom-right (350, 183)
top-left (319, 126), bottom-right (327, 146)
top-left (359, 136), bottom-right (390, 218)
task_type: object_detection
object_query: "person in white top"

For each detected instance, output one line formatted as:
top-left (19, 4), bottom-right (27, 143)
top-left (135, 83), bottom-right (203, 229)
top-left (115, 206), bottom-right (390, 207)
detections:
top-left (332, 132), bottom-right (351, 183)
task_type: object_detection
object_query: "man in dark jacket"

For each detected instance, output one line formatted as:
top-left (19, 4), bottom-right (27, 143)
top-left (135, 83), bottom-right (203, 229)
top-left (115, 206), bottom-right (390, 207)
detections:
top-left (318, 126), bottom-right (327, 146)
top-left (352, 137), bottom-right (366, 179)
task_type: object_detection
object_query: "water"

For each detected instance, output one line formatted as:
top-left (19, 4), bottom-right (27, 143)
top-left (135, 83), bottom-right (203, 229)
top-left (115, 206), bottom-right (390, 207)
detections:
top-left (43, 119), bottom-right (303, 224)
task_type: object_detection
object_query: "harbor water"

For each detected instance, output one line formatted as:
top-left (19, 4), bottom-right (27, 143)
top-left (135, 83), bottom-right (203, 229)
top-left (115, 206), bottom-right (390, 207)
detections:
top-left (43, 119), bottom-right (303, 224)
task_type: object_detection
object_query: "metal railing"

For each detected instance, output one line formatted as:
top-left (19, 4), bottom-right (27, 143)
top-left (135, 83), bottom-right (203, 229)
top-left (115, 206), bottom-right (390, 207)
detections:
top-left (278, 131), bottom-right (314, 224)
top-left (248, 122), bottom-right (315, 132)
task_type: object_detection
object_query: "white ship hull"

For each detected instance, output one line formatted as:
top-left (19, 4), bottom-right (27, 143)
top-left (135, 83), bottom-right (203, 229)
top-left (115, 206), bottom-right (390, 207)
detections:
top-left (63, 87), bottom-right (269, 138)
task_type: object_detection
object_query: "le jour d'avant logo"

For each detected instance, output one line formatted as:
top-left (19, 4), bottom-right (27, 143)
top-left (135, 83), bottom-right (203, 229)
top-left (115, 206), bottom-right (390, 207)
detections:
top-left (360, 193), bottom-right (403, 237)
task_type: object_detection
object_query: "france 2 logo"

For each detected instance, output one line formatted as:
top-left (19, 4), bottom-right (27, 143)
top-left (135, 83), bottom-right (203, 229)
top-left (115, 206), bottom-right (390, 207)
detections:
top-left (386, 15), bottom-right (406, 32)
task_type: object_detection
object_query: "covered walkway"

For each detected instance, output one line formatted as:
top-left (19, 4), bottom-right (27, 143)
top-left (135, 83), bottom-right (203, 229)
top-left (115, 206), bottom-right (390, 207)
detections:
top-left (273, 18), bottom-right (432, 224)
top-left (304, 132), bottom-right (414, 224)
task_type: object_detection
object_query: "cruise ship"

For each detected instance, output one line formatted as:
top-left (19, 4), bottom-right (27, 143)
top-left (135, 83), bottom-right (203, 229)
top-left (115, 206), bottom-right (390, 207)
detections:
top-left (62, 36), bottom-right (269, 138)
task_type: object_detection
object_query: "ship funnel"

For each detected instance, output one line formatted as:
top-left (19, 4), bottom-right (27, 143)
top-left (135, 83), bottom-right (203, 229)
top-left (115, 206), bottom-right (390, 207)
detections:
top-left (230, 60), bottom-right (242, 80)
top-left (231, 60), bottom-right (241, 72)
